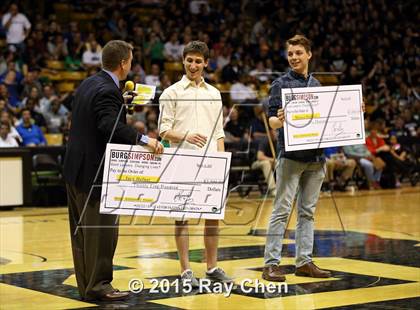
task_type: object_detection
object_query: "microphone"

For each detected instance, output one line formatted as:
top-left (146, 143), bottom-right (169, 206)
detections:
top-left (123, 80), bottom-right (135, 115)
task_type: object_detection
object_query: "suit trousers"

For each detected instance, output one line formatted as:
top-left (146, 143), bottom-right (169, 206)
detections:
top-left (66, 183), bottom-right (119, 300)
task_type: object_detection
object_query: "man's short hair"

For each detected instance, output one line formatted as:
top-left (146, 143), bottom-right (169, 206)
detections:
top-left (286, 34), bottom-right (312, 53)
top-left (101, 40), bottom-right (133, 71)
top-left (183, 41), bottom-right (210, 60)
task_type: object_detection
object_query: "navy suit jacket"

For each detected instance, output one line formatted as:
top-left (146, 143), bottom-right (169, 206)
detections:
top-left (63, 70), bottom-right (138, 193)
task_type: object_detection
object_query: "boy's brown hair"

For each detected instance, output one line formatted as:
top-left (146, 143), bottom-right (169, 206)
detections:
top-left (183, 41), bottom-right (210, 60)
top-left (286, 34), bottom-right (312, 53)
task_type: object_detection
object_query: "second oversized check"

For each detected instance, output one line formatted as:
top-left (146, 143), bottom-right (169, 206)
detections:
top-left (99, 144), bottom-right (231, 220)
top-left (282, 84), bottom-right (365, 151)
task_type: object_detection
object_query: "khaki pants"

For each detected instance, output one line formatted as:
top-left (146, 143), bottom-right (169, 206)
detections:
top-left (325, 158), bottom-right (357, 183)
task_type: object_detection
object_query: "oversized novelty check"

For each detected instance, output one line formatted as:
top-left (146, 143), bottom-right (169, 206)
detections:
top-left (282, 84), bottom-right (365, 151)
top-left (99, 144), bottom-right (231, 219)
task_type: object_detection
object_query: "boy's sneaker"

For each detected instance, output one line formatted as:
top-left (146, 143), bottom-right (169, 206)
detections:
top-left (181, 269), bottom-right (200, 288)
top-left (206, 267), bottom-right (234, 283)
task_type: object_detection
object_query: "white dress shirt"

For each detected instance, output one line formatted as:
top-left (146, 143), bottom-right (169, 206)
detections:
top-left (159, 75), bottom-right (225, 152)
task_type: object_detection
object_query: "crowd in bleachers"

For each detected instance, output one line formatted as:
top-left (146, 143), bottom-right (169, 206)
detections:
top-left (0, 0), bottom-right (418, 189)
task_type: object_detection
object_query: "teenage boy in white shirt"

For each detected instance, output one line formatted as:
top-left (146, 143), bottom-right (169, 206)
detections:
top-left (159, 41), bottom-right (232, 286)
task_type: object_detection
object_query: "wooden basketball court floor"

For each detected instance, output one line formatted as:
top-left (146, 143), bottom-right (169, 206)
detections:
top-left (0, 186), bottom-right (419, 309)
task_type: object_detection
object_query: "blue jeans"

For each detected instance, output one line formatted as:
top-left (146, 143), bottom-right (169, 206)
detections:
top-left (264, 158), bottom-right (325, 267)
top-left (359, 158), bottom-right (381, 182)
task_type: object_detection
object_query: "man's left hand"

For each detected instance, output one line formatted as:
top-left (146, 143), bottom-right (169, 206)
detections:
top-left (123, 91), bottom-right (137, 104)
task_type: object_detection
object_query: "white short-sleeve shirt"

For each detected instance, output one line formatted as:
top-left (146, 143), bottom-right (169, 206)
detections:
top-left (0, 134), bottom-right (19, 147)
top-left (2, 13), bottom-right (31, 44)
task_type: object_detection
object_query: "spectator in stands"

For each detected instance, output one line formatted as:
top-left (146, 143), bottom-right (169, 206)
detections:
top-left (82, 40), bottom-right (102, 69)
top-left (39, 85), bottom-right (56, 112)
top-left (391, 118), bottom-right (412, 145)
top-left (16, 108), bottom-right (46, 146)
top-left (343, 144), bottom-right (383, 190)
top-left (189, 0), bottom-right (210, 15)
top-left (0, 99), bottom-right (8, 113)
top-left (0, 61), bottom-right (23, 107)
top-left (43, 98), bottom-right (68, 133)
top-left (22, 86), bottom-right (41, 109)
top-left (1, 3), bottom-right (31, 54)
top-left (0, 110), bottom-right (21, 144)
top-left (366, 121), bottom-right (406, 188)
top-left (366, 122), bottom-right (393, 161)
top-left (221, 56), bottom-right (241, 83)
top-left (401, 109), bottom-right (418, 137)
top-left (389, 136), bottom-right (407, 163)
top-left (1, 72), bottom-right (20, 107)
top-left (114, 18), bottom-right (128, 41)
top-left (330, 45), bottom-right (347, 73)
top-left (250, 15), bottom-right (268, 45)
top-left (324, 147), bottom-right (357, 191)
top-left (145, 109), bottom-right (159, 130)
top-left (129, 62), bottom-right (146, 84)
top-left (389, 135), bottom-right (413, 186)
top-left (164, 33), bottom-right (183, 62)
top-left (216, 46), bottom-right (231, 71)
top-left (0, 60), bottom-right (23, 84)
top-left (68, 31), bottom-right (84, 56)
top-left (343, 65), bottom-right (362, 85)
top-left (249, 60), bottom-right (271, 83)
top-left (251, 129), bottom-right (277, 197)
top-left (65, 32), bottom-right (83, 71)
top-left (150, 20), bottom-right (166, 42)
top-left (159, 73), bottom-right (172, 91)
top-left (21, 68), bottom-right (42, 99)
top-left (144, 32), bottom-right (164, 68)
top-left (224, 107), bottom-right (249, 143)
top-left (207, 49), bottom-right (218, 72)
top-left (32, 29), bottom-right (48, 61)
top-left (230, 75), bottom-right (257, 104)
top-left (0, 122), bottom-right (18, 147)
top-left (45, 20), bottom-right (62, 41)
top-left (255, 38), bottom-right (271, 63)
top-left (0, 83), bottom-right (20, 114)
top-left (145, 64), bottom-right (161, 87)
top-left (21, 36), bottom-right (39, 68)
top-left (22, 98), bottom-right (47, 130)
top-left (130, 25), bottom-right (146, 48)
top-left (47, 33), bottom-right (68, 60)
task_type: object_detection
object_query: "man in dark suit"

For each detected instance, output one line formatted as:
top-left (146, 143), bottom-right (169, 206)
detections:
top-left (63, 40), bottom-right (163, 301)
